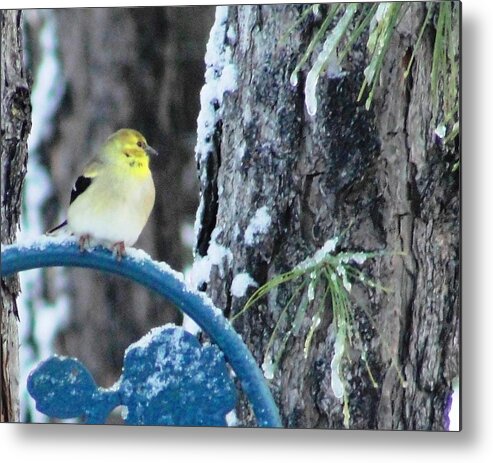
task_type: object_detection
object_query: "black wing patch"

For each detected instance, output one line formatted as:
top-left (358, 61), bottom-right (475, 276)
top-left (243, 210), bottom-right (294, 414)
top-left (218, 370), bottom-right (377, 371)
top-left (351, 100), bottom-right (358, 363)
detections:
top-left (46, 176), bottom-right (91, 235)
top-left (70, 176), bottom-right (92, 204)
top-left (46, 219), bottom-right (68, 234)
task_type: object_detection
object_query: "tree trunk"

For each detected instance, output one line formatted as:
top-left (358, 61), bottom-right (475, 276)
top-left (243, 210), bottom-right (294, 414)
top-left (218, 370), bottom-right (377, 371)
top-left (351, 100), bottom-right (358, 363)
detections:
top-left (194, 3), bottom-right (459, 430)
top-left (21, 7), bottom-right (213, 392)
top-left (1, 10), bottom-right (32, 422)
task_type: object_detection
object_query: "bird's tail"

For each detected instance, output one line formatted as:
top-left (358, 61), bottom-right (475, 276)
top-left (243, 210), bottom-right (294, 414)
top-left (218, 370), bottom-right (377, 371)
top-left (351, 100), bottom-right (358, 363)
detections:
top-left (46, 220), bottom-right (68, 235)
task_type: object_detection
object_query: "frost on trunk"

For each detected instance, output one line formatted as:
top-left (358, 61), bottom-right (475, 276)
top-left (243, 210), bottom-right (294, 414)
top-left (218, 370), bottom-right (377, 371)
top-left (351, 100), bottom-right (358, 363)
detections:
top-left (194, 4), bottom-right (459, 429)
top-left (1, 10), bottom-right (32, 422)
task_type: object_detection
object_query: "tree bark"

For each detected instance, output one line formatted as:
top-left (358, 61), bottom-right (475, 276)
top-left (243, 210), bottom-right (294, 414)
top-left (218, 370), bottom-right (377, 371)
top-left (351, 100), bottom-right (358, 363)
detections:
top-left (1, 10), bottom-right (32, 422)
top-left (195, 3), bottom-right (459, 429)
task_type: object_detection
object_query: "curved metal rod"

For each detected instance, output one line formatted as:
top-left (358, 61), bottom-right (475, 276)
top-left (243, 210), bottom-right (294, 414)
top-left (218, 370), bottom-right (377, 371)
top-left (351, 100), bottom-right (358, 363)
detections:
top-left (1, 238), bottom-right (282, 428)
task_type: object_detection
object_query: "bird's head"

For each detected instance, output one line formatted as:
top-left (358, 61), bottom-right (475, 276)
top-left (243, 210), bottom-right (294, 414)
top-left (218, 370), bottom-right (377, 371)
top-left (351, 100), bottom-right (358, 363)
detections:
top-left (102, 129), bottom-right (158, 167)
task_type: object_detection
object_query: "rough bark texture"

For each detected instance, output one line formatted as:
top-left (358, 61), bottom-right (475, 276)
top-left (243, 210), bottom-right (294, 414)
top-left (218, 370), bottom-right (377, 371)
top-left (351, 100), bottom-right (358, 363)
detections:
top-left (1, 10), bottom-right (32, 422)
top-left (21, 7), bottom-right (213, 391)
top-left (195, 3), bottom-right (459, 429)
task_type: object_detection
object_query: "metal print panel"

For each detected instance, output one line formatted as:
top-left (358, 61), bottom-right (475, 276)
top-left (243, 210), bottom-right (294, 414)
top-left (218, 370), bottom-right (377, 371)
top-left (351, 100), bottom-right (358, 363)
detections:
top-left (1, 2), bottom-right (460, 430)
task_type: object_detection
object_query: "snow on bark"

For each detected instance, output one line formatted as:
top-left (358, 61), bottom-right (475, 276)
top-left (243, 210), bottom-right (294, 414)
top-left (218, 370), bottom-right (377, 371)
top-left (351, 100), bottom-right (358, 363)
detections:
top-left (188, 227), bottom-right (233, 290)
top-left (194, 6), bottom-right (238, 259)
top-left (230, 272), bottom-right (257, 298)
top-left (244, 206), bottom-right (272, 246)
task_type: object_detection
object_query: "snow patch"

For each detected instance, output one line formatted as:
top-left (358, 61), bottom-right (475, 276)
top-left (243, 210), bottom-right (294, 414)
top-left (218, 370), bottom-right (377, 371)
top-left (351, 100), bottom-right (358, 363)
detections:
top-left (304, 4), bottom-right (356, 116)
top-left (336, 264), bottom-right (352, 292)
top-left (307, 271), bottom-right (317, 301)
top-left (193, 197), bottom-right (205, 257)
top-left (244, 206), bottom-right (271, 246)
top-left (348, 253), bottom-right (367, 265)
top-left (193, 6), bottom-right (238, 252)
top-left (289, 68), bottom-right (299, 87)
top-left (14, 233), bottom-right (76, 250)
top-left (126, 247), bottom-right (187, 284)
top-left (262, 353), bottom-right (275, 380)
top-left (125, 325), bottom-right (177, 354)
top-left (187, 229), bottom-right (233, 290)
top-left (330, 327), bottom-right (346, 400)
top-left (231, 272), bottom-right (257, 298)
top-left (188, 256), bottom-right (214, 289)
top-left (195, 6), bottom-right (237, 171)
top-left (296, 236), bottom-right (339, 271)
top-left (218, 63), bottom-right (238, 97)
top-left (434, 123), bottom-right (447, 140)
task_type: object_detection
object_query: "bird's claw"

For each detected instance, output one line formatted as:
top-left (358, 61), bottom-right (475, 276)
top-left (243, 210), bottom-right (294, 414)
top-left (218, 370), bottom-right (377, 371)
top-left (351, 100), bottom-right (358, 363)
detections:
top-left (79, 234), bottom-right (91, 252)
top-left (112, 241), bottom-right (126, 261)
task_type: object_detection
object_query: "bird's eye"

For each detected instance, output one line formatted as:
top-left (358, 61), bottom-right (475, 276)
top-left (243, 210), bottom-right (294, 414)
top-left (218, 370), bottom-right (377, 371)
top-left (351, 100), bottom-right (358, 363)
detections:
top-left (137, 141), bottom-right (144, 148)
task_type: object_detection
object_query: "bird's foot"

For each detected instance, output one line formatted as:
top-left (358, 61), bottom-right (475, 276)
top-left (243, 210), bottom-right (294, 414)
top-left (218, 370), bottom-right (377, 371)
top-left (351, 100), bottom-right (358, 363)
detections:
top-left (112, 241), bottom-right (126, 261)
top-left (79, 234), bottom-right (91, 252)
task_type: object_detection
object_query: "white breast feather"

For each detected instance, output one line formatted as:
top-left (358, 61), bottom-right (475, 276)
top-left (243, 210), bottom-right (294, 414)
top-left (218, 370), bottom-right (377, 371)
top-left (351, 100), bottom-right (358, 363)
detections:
top-left (67, 169), bottom-right (155, 246)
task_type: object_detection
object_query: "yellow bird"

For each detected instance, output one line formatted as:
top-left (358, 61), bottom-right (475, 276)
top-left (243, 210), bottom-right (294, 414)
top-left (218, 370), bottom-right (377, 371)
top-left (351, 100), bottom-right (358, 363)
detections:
top-left (48, 128), bottom-right (157, 259)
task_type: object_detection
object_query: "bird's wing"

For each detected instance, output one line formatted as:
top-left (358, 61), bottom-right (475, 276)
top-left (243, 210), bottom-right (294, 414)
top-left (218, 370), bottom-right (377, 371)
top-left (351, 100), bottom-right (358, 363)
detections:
top-left (69, 160), bottom-right (101, 205)
top-left (46, 219), bottom-right (68, 235)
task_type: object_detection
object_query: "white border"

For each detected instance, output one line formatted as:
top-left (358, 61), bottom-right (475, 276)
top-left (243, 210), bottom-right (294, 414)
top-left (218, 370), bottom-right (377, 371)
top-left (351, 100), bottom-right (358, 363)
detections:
top-left (2, 0), bottom-right (492, 461)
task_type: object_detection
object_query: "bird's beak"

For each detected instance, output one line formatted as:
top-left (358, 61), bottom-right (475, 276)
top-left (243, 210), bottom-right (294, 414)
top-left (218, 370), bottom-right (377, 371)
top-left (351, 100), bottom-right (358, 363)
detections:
top-left (145, 145), bottom-right (158, 156)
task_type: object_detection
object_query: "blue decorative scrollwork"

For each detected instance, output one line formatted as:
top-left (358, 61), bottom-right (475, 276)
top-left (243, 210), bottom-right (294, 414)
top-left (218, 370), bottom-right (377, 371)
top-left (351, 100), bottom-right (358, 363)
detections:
top-left (1, 238), bottom-right (282, 427)
top-left (27, 325), bottom-right (237, 425)
top-left (27, 356), bottom-right (119, 424)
